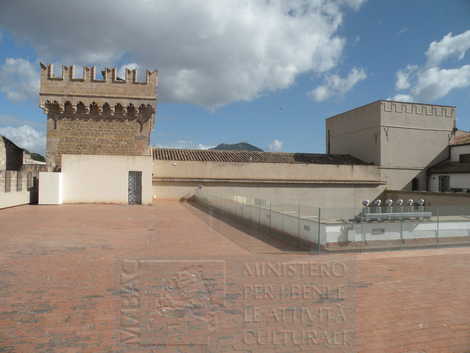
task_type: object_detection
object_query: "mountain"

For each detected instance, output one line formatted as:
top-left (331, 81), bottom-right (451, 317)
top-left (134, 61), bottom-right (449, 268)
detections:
top-left (211, 142), bottom-right (263, 152)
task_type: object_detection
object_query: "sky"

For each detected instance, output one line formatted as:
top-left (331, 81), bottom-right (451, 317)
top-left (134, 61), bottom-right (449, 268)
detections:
top-left (0, 0), bottom-right (469, 155)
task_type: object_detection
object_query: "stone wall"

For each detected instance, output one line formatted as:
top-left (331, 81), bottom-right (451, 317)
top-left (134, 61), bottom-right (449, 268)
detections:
top-left (46, 114), bottom-right (152, 169)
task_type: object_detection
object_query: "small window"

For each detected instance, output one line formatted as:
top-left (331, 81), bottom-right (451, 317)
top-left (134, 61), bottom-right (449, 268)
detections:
top-left (5, 171), bottom-right (11, 193)
top-left (459, 153), bottom-right (470, 163)
top-left (439, 175), bottom-right (450, 192)
top-left (16, 172), bottom-right (22, 192)
top-left (327, 130), bottom-right (331, 154)
top-left (27, 172), bottom-right (33, 189)
top-left (412, 178), bottom-right (419, 191)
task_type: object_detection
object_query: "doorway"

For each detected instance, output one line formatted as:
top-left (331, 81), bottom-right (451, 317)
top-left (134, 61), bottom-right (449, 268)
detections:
top-left (128, 171), bottom-right (142, 204)
top-left (438, 175), bottom-right (450, 192)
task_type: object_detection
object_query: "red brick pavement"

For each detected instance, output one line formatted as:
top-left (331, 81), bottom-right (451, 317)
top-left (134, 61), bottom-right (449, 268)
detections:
top-left (0, 201), bottom-right (469, 353)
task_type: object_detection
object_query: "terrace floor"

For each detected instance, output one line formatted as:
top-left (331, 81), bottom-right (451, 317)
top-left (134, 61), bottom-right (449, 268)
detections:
top-left (0, 201), bottom-right (469, 352)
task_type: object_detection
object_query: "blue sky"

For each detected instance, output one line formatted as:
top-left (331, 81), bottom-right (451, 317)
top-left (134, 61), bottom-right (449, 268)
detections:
top-left (0, 0), bottom-right (469, 154)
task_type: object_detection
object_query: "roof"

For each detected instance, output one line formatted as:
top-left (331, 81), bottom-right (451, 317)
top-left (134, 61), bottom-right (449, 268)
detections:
top-left (153, 148), bottom-right (368, 165)
top-left (1, 135), bottom-right (23, 151)
top-left (429, 161), bottom-right (470, 174)
top-left (451, 130), bottom-right (470, 146)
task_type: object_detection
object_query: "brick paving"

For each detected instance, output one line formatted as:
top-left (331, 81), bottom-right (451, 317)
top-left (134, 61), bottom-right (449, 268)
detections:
top-left (0, 201), bottom-right (469, 352)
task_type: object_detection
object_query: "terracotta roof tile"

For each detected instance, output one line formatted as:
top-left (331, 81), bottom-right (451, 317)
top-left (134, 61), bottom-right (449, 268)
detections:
top-left (153, 148), bottom-right (368, 165)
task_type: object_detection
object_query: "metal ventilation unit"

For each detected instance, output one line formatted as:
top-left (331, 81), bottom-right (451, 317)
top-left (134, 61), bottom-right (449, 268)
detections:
top-left (357, 198), bottom-right (432, 222)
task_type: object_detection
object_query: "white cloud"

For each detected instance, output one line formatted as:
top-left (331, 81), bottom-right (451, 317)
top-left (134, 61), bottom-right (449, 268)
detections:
top-left (0, 125), bottom-right (46, 153)
top-left (268, 139), bottom-right (283, 152)
top-left (389, 94), bottom-right (414, 102)
top-left (0, 0), bottom-right (365, 108)
top-left (0, 58), bottom-right (39, 102)
top-left (426, 30), bottom-right (470, 66)
top-left (395, 65), bottom-right (417, 90)
top-left (412, 65), bottom-right (470, 101)
top-left (393, 30), bottom-right (470, 102)
top-left (309, 67), bottom-right (367, 101)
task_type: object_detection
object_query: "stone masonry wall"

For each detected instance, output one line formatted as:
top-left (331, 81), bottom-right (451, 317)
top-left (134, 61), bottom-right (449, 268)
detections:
top-left (47, 114), bottom-right (152, 170)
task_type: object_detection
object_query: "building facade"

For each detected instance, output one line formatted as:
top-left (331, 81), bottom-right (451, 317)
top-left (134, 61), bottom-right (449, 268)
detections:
top-left (0, 136), bottom-right (46, 209)
top-left (326, 100), bottom-right (456, 191)
top-left (429, 142), bottom-right (470, 192)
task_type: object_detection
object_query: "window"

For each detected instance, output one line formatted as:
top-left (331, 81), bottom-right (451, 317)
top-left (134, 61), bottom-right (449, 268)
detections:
top-left (411, 178), bottom-right (419, 191)
top-left (16, 172), bottom-right (22, 192)
top-left (439, 175), bottom-right (450, 192)
top-left (459, 153), bottom-right (470, 163)
top-left (327, 130), bottom-right (331, 154)
top-left (27, 172), bottom-right (33, 189)
top-left (5, 171), bottom-right (11, 193)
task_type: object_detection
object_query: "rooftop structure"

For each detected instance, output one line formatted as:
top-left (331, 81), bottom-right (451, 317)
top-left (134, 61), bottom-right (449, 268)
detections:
top-left (326, 100), bottom-right (456, 191)
top-left (39, 63), bottom-right (158, 170)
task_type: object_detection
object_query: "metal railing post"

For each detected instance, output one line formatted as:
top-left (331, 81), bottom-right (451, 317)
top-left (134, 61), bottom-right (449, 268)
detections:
top-left (317, 207), bottom-right (321, 254)
top-left (297, 202), bottom-right (301, 240)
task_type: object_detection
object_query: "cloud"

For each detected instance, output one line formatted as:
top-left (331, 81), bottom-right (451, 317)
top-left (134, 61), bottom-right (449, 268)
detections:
top-left (393, 30), bottom-right (470, 102)
top-left (412, 65), bottom-right (470, 101)
top-left (0, 125), bottom-right (46, 153)
top-left (395, 65), bottom-right (417, 90)
top-left (0, 0), bottom-right (365, 108)
top-left (426, 30), bottom-right (470, 66)
top-left (389, 94), bottom-right (414, 102)
top-left (268, 139), bottom-right (283, 152)
top-left (0, 58), bottom-right (39, 102)
top-left (309, 67), bottom-right (367, 101)
top-left (155, 140), bottom-right (214, 150)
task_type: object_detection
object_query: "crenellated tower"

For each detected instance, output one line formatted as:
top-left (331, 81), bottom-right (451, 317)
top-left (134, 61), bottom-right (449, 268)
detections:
top-left (39, 63), bottom-right (158, 170)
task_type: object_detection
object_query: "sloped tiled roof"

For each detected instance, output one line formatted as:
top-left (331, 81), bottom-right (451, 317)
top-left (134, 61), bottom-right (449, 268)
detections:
top-left (153, 148), bottom-right (368, 165)
top-left (451, 130), bottom-right (470, 145)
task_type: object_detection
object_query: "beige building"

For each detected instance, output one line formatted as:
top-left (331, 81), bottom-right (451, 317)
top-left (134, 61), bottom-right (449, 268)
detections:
top-left (326, 100), bottom-right (456, 191)
top-left (38, 64), bottom-right (157, 205)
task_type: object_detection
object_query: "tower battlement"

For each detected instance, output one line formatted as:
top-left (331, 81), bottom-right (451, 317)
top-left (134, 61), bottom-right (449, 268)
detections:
top-left (39, 63), bottom-right (157, 113)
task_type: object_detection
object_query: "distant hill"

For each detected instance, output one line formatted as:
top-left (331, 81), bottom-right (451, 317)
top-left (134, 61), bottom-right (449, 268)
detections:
top-left (211, 142), bottom-right (263, 152)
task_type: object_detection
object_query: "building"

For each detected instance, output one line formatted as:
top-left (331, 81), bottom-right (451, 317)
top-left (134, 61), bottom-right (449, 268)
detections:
top-left (35, 63), bottom-right (465, 207)
top-left (428, 137), bottom-right (470, 192)
top-left (326, 100), bottom-right (456, 192)
top-left (0, 135), bottom-right (46, 209)
top-left (38, 64), bottom-right (157, 204)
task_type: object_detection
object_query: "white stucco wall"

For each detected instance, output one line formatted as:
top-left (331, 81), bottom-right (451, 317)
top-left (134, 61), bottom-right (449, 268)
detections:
top-left (152, 160), bottom-right (385, 208)
top-left (153, 160), bottom-right (382, 182)
top-left (429, 173), bottom-right (470, 192)
top-left (62, 154), bottom-right (153, 204)
top-left (39, 172), bottom-right (63, 204)
top-left (451, 144), bottom-right (470, 162)
top-left (0, 191), bottom-right (30, 209)
top-left (153, 183), bottom-right (384, 209)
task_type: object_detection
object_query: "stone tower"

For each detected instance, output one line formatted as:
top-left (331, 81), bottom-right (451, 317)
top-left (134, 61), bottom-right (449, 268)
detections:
top-left (39, 63), bottom-right (157, 170)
